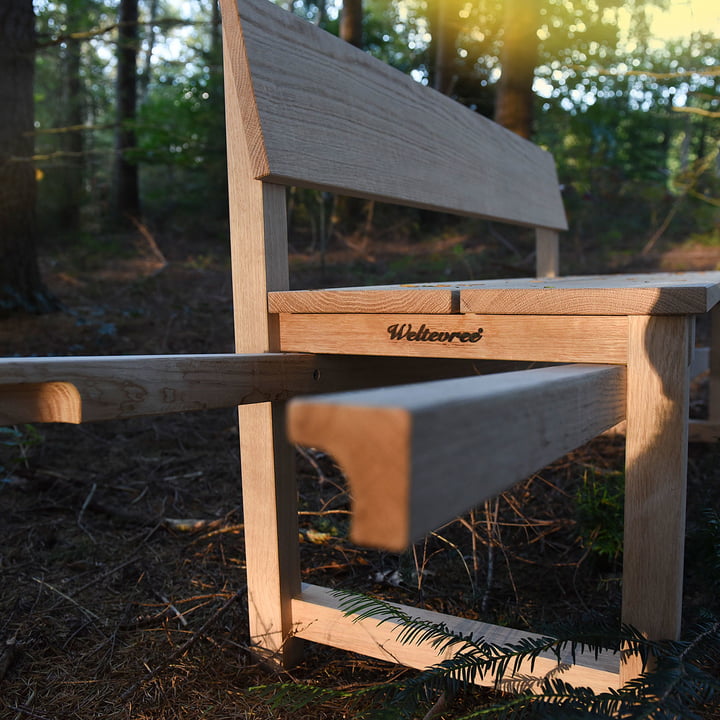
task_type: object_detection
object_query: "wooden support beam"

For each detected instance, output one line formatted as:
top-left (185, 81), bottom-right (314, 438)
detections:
top-left (291, 584), bottom-right (620, 693)
top-left (0, 354), bottom-right (524, 426)
top-left (0, 353), bottom-right (319, 424)
top-left (223, 0), bottom-right (302, 665)
top-left (709, 305), bottom-right (720, 423)
top-left (689, 346), bottom-right (709, 381)
top-left (535, 228), bottom-right (559, 279)
top-left (288, 364), bottom-right (626, 551)
top-left (621, 315), bottom-right (691, 683)
top-left (278, 313), bottom-right (629, 364)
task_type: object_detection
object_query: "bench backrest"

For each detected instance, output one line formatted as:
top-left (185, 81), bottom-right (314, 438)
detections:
top-left (221, 0), bottom-right (567, 232)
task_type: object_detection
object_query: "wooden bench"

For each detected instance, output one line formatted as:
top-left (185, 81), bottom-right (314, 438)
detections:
top-left (3, 0), bottom-right (720, 694)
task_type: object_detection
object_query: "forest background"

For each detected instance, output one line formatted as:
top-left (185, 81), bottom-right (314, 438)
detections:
top-left (0, 0), bottom-right (719, 314)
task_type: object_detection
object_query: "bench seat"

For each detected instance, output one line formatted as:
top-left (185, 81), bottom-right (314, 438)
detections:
top-left (270, 271), bottom-right (720, 315)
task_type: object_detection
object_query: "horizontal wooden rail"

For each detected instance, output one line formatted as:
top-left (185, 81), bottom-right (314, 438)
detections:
top-left (0, 353), bottom-right (516, 425)
top-left (278, 314), bottom-right (629, 364)
top-left (288, 364), bottom-right (626, 550)
top-left (0, 353), bottom-right (318, 424)
top-left (291, 584), bottom-right (620, 692)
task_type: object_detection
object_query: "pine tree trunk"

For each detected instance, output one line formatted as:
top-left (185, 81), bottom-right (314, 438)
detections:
top-left (494, 0), bottom-right (540, 139)
top-left (0, 0), bottom-right (56, 313)
top-left (340, 0), bottom-right (362, 48)
top-left (113, 0), bottom-right (140, 224)
top-left (57, 0), bottom-right (84, 232)
top-left (431, 0), bottom-right (461, 95)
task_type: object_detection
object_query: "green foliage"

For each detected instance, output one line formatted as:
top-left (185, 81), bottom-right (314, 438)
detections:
top-left (254, 590), bottom-right (720, 719)
top-left (574, 468), bottom-right (625, 562)
top-left (0, 425), bottom-right (43, 478)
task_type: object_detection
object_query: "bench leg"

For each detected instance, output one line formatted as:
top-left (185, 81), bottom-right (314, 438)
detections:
top-left (709, 305), bottom-right (720, 423)
top-left (535, 228), bottom-right (559, 278)
top-left (239, 402), bottom-right (303, 666)
top-left (621, 315), bottom-right (691, 682)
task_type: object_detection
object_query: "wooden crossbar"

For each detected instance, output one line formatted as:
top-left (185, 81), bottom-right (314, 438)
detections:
top-left (288, 364), bottom-right (626, 550)
top-left (0, 354), bottom-right (518, 425)
top-left (292, 584), bottom-right (621, 693)
top-left (278, 314), bottom-right (629, 364)
top-left (0, 353), bottom-right (318, 424)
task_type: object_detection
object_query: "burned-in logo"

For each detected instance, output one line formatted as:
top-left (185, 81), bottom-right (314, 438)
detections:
top-left (386, 323), bottom-right (483, 343)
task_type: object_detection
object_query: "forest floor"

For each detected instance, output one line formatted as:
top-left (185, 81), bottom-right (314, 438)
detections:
top-left (1, 223), bottom-right (720, 719)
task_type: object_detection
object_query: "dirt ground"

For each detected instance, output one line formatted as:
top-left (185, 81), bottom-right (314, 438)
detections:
top-left (1, 229), bottom-right (720, 719)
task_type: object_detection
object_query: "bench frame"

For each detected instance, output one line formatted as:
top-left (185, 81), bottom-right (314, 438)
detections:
top-left (2, 0), bottom-right (719, 696)
top-left (218, 0), bottom-right (708, 690)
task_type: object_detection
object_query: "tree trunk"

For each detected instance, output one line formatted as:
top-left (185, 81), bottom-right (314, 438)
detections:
top-left (140, 0), bottom-right (160, 100)
top-left (113, 0), bottom-right (140, 224)
top-left (57, 0), bottom-right (84, 232)
top-left (430, 0), bottom-right (461, 95)
top-left (0, 0), bottom-right (56, 313)
top-left (340, 0), bottom-right (362, 48)
top-left (210, 0), bottom-right (221, 62)
top-left (494, 0), bottom-right (540, 139)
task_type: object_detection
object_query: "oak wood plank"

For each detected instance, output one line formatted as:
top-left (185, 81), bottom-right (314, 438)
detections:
top-left (292, 584), bottom-right (620, 692)
top-left (0, 353), bottom-right (322, 424)
top-left (621, 315), bottom-right (691, 682)
top-left (268, 284), bottom-right (457, 315)
top-left (220, 0), bottom-right (567, 231)
top-left (288, 364), bottom-right (626, 550)
top-left (278, 313), bottom-right (628, 364)
top-left (689, 346), bottom-right (709, 381)
top-left (223, 13), bottom-right (302, 666)
top-left (709, 305), bottom-right (720, 422)
top-left (270, 272), bottom-right (720, 316)
top-left (0, 354), bottom-right (510, 425)
top-left (459, 271), bottom-right (720, 315)
top-left (535, 228), bottom-right (559, 279)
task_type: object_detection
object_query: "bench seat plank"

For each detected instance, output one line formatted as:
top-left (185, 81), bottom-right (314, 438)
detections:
top-left (288, 364), bottom-right (626, 550)
top-left (269, 271), bottom-right (720, 316)
top-left (459, 271), bottom-right (720, 315)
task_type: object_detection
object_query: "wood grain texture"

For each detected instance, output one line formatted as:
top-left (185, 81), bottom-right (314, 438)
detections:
top-left (621, 315), bottom-right (691, 682)
top-left (220, 0), bottom-right (567, 230)
top-left (0, 354), bottom-right (327, 424)
top-left (270, 271), bottom-right (720, 316)
top-left (459, 271), bottom-right (720, 315)
top-left (268, 284), bottom-right (457, 315)
top-left (535, 228), bottom-right (559, 279)
top-left (278, 313), bottom-right (629, 364)
top-left (0, 355), bottom-right (512, 425)
top-left (288, 364), bottom-right (626, 550)
top-left (292, 584), bottom-right (621, 692)
top-left (223, 16), bottom-right (302, 666)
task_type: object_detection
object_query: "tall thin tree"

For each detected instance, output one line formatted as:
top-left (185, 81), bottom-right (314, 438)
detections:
top-left (340, 0), bottom-right (362, 48)
top-left (113, 0), bottom-right (140, 223)
top-left (494, 0), bottom-right (541, 138)
top-left (57, 0), bottom-right (85, 232)
top-left (0, 0), bottom-right (55, 312)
